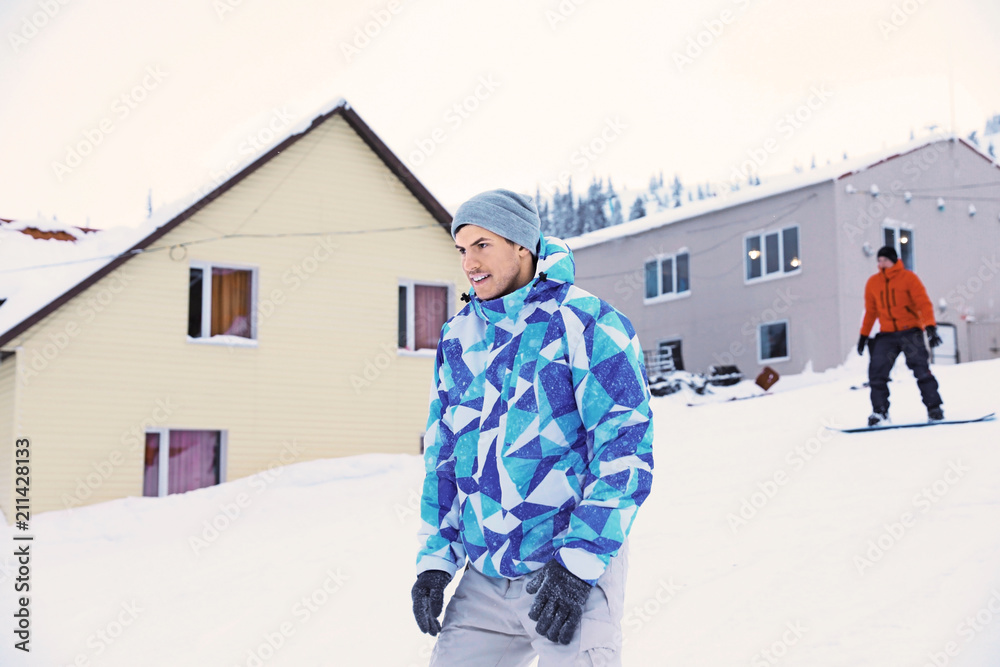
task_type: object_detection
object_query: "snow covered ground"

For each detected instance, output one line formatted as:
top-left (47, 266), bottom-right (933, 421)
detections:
top-left (2, 355), bottom-right (999, 666)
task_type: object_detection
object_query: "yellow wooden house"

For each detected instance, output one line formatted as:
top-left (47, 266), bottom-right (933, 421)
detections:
top-left (0, 101), bottom-right (467, 520)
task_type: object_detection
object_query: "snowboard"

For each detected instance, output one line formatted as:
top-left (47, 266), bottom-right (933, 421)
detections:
top-left (827, 412), bottom-right (995, 434)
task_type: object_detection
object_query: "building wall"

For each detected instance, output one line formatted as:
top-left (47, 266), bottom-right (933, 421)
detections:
top-left (834, 140), bottom-right (1000, 364)
top-left (572, 181), bottom-right (842, 377)
top-left (0, 356), bottom-right (14, 522)
top-left (1, 114), bottom-right (466, 518)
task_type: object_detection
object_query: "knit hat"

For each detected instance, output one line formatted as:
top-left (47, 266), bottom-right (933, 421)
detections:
top-left (876, 245), bottom-right (898, 263)
top-left (451, 189), bottom-right (541, 257)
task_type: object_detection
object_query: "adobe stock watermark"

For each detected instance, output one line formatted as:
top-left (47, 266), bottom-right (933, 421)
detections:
top-left (544, 0), bottom-right (590, 31)
top-left (853, 459), bottom-right (969, 575)
top-left (672, 0), bottom-right (756, 72)
top-left (621, 577), bottom-right (683, 645)
top-left (727, 420), bottom-right (838, 533)
top-left (751, 621), bottom-right (808, 666)
top-left (538, 117), bottom-right (629, 198)
top-left (70, 600), bottom-right (144, 667)
top-left (214, 0), bottom-right (249, 21)
top-left (727, 85), bottom-right (834, 189)
top-left (51, 66), bottom-right (168, 181)
top-left (878, 0), bottom-right (931, 39)
top-left (61, 396), bottom-right (179, 509)
top-left (18, 267), bottom-right (134, 387)
top-left (608, 241), bottom-right (683, 303)
top-left (712, 286), bottom-right (799, 367)
top-left (842, 134), bottom-right (949, 244)
top-left (339, 0), bottom-right (404, 62)
top-left (234, 568), bottom-right (350, 667)
top-left (922, 589), bottom-right (1000, 667)
top-left (247, 231), bottom-right (339, 336)
top-left (943, 253), bottom-right (999, 314)
top-left (8, 0), bottom-right (71, 53)
top-left (405, 75), bottom-right (502, 169)
top-left (189, 438), bottom-right (305, 556)
top-left (201, 107), bottom-right (299, 197)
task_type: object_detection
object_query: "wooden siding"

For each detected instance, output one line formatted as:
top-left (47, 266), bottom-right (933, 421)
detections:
top-left (4, 114), bottom-right (467, 516)
top-left (0, 356), bottom-right (14, 521)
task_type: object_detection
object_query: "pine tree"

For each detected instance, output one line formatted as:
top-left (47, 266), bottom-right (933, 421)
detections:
top-left (629, 197), bottom-right (646, 221)
top-left (671, 174), bottom-right (683, 208)
top-left (606, 177), bottom-right (624, 226)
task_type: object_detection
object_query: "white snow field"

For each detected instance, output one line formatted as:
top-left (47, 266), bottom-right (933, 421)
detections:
top-left (2, 355), bottom-right (999, 667)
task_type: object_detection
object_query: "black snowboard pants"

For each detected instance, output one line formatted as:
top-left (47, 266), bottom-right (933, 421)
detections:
top-left (868, 327), bottom-right (942, 413)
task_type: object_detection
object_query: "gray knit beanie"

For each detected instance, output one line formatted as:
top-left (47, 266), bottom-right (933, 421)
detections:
top-left (451, 189), bottom-right (541, 257)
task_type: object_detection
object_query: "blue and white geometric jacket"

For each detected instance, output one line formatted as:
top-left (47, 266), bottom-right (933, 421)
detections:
top-left (416, 235), bottom-right (654, 585)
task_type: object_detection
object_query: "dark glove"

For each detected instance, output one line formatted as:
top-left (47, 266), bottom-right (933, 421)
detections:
top-left (411, 570), bottom-right (451, 636)
top-left (526, 560), bottom-right (592, 645)
top-left (857, 334), bottom-right (869, 356)
top-left (926, 326), bottom-right (942, 348)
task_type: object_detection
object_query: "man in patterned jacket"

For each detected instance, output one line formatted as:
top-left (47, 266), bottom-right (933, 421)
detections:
top-left (410, 189), bottom-right (654, 666)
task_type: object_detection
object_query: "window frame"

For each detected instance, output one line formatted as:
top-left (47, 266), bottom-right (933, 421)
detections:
top-left (398, 279), bottom-right (453, 356)
top-left (187, 261), bottom-right (259, 346)
top-left (882, 222), bottom-right (915, 271)
top-left (143, 428), bottom-right (227, 498)
top-left (743, 225), bottom-right (802, 285)
top-left (643, 249), bottom-right (692, 304)
top-left (757, 319), bottom-right (790, 364)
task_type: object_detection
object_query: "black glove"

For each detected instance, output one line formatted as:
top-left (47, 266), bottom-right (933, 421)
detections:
top-left (526, 560), bottom-right (592, 645)
top-left (857, 335), bottom-right (869, 356)
top-left (411, 570), bottom-right (451, 636)
top-left (926, 326), bottom-right (942, 348)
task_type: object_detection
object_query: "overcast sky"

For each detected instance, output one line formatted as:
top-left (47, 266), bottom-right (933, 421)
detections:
top-left (1, 0), bottom-right (999, 229)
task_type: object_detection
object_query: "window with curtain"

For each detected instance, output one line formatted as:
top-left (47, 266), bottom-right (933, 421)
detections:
top-left (188, 264), bottom-right (255, 340)
top-left (745, 226), bottom-right (801, 282)
top-left (143, 430), bottom-right (222, 497)
top-left (644, 251), bottom-right (691, 300)
top-left (399, 282), bottom-right (450, 351)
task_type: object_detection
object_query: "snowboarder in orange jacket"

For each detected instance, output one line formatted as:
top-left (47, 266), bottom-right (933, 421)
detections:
top-left (858, 245), bottom-right (944, 426)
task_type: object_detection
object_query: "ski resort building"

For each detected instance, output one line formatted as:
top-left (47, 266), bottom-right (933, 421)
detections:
top-left (569, 137), bottom-right (1000, 379)
top-left (0, 101), bottom-right (465, 519)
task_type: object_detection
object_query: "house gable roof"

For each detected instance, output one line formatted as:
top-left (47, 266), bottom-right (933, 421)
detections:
top-left (0, 101), bottom-right (453, 349)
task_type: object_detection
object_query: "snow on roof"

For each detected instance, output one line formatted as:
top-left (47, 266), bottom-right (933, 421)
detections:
top-left (0, 215), bottom-right (163, 343)
top-left (0, 97), bottom-right (452, 347)
top-left (567, 133), bottom-right (972, 251)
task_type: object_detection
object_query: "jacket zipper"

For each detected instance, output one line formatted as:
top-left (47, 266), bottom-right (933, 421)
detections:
top-left (883, 273), bottom-right (898, 331)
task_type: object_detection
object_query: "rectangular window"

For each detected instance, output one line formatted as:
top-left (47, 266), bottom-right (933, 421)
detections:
top-left (746, 237), bottom-right (762, 280)
top-left (143, 430), bottom-right (223, 497)
top-left (676, 253), bottom-right (690, 293)
top-left (399, 281), bottom-right (451, 351)
top-left (759, 321), bottom-right (789, 362)
top-left (644, 261), bottom-right (658, 299)
top-left (644, 251), bottom-right (691, 300)
top-left (745, 227), bottom-right (800, 282)
top-left (882, 225), bottom-right (914, 270)
top-left (188, 263), bottom-right (256, 340)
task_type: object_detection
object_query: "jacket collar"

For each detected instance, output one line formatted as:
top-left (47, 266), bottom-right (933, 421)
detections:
top-left (467, 235), bottom-right (575, 324)
top-left (881, 259), bottom-right (904, 278)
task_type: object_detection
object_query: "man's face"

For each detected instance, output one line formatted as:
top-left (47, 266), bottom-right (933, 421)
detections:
top-left (455, 225), bottom-right (531, 301)
top-left (877, 256), bottom-right (895, 270)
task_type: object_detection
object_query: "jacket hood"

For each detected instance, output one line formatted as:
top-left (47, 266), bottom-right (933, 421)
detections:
top-left (467, 235), bottom-right (575, 324)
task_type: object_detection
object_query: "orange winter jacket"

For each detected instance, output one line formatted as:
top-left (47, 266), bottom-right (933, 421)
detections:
top-left (861, 260), bottom-right (936, 336)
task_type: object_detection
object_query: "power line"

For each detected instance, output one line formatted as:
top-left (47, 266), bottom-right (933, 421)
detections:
top-left (0, 225), bottom-right (440, 274)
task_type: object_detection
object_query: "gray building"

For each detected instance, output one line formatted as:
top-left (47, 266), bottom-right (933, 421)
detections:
top-left (569, 137), bottom-right (1000, 378)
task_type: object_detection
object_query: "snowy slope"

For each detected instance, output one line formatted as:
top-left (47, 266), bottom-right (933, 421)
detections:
top-left (2, 357), bottom-right (999, 666)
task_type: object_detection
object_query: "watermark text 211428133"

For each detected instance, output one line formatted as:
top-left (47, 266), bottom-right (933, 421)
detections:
top-left (13, 437), bottom-right (33, 653)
